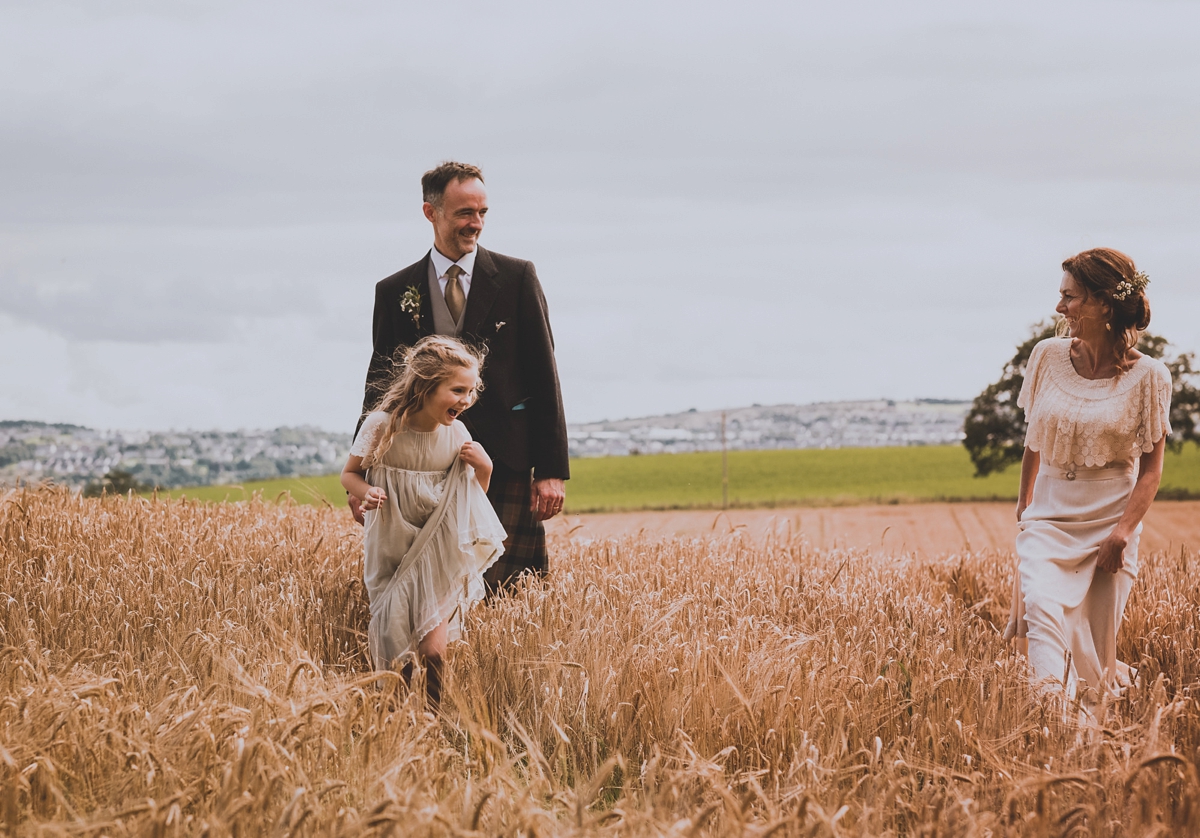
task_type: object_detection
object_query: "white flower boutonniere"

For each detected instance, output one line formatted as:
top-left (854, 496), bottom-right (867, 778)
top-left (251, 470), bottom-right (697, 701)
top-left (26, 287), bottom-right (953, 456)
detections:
top-left (399, 286), bottom-right (422, 327)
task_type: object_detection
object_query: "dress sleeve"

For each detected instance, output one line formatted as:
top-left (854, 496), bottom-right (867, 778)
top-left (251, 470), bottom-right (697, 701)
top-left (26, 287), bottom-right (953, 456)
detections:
top-left (350, 412), bottom-right (388, 458)
top-left (1016, 339), bottom-right (1048, 414)
top-left (1139, 361), bottom-right (1174, 451)
top-left (452, 420), bottom-right (472, 445)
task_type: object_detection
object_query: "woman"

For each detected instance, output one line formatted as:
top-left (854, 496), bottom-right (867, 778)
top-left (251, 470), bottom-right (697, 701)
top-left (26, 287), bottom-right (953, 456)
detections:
top-left (1004, 248), bottom-right (1172, 707)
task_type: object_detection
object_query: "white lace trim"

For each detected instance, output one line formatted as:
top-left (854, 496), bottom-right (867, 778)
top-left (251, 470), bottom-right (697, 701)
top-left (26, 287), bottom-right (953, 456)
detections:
top-left (1019, 338), bottom-right (1172, 468)
top-left (350, 411), bottom-right (387, 458)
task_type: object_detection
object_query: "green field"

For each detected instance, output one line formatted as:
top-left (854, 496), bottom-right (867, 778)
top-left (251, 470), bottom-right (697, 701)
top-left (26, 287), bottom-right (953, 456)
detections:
top-left (153, 444), bottom-right (1200, 512)
top-left (153, 474), bottom-right (350, 506)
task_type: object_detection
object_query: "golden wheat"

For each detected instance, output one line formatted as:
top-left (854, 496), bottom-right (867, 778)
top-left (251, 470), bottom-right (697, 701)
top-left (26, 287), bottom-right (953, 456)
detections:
top-left (2, 486), bottom-right (1199, 836)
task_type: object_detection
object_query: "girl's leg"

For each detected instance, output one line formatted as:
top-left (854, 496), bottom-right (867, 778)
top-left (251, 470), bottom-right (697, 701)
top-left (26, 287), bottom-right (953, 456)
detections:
top-left (417, 620), bottom-right (449, 707)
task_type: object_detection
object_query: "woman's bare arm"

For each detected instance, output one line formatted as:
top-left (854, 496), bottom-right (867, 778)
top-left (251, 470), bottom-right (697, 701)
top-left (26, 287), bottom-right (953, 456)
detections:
top-left (1017, 447), bottom-right (1040, 520)
top-left (1096, 436), bottom-right (1166, 573)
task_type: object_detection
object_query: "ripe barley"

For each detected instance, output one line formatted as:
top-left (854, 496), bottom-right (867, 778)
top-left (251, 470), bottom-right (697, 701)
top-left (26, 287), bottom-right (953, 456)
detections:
top-left (2, 486), bottom-right (1198, 836)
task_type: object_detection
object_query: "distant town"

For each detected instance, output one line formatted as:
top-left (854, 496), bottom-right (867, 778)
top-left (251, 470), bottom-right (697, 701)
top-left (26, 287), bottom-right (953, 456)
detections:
top-left (2, 399), bottom-right (970, 491)
top-left (0, 422), bottom-right (351, 491)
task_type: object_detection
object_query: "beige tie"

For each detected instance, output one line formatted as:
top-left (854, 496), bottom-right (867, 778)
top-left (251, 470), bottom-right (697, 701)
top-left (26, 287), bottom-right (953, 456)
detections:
top-left (444, 264), bottom-right (465, 322)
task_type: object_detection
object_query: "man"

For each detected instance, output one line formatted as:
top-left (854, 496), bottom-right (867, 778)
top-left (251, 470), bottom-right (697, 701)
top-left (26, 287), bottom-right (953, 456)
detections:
top-left (351, 161), bottom-right (568, 586)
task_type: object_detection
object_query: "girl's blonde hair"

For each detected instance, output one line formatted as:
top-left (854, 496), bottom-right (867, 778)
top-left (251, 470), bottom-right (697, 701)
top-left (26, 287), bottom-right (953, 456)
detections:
top-left (362, 336), bottom-right (486, 467)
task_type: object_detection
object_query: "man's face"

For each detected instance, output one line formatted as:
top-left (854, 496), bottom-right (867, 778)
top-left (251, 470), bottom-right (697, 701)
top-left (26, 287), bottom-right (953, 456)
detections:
top-left (424, 178), bottom-right (488, 261)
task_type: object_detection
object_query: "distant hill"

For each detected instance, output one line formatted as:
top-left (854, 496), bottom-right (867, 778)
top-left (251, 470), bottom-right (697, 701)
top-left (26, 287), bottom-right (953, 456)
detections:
top-left (2, 399), bottom-right (971, 490)
top-left (0, 421), bottom-right (351, 490)
top-left (569, 400), bottom-right (970, 458)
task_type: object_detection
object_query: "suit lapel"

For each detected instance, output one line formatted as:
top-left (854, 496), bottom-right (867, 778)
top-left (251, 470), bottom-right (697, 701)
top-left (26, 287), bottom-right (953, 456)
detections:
top-left (417, 251), bottom-right (435, 336)
top-left (462, 246), bottom-right (501, 338)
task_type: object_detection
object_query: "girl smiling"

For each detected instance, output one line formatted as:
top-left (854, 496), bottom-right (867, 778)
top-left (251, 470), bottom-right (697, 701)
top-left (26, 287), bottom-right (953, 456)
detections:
top-left (343, 336), bottom-right (505, 703)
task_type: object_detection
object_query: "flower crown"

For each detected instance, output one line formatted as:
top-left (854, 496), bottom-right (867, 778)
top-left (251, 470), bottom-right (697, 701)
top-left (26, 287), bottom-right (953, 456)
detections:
top-left (1111, 270), bottom-right (1149, 301)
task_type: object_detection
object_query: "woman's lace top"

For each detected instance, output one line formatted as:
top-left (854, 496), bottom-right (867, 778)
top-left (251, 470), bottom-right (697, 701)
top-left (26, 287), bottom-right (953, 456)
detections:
top-left (1019, 338), bottom-right (1172, 468)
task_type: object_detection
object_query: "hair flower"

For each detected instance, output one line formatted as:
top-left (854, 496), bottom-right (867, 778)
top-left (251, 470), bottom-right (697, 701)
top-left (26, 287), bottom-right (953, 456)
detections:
top-left (1112, 270), bottom-right (1149, 301)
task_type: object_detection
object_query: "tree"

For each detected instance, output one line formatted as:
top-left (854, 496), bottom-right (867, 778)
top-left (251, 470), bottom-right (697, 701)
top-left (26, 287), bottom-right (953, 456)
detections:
top-left (964, 322), bottom-right (1200, 477)
top-left (83, 469), bottom-right (151, 497)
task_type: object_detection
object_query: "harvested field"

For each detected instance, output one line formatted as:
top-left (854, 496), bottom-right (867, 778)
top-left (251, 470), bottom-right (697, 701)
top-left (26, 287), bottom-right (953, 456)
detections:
top-left (4, 486), bottom-right (1200, 836)
top-left (547, 500), bottom-right (1200, 555)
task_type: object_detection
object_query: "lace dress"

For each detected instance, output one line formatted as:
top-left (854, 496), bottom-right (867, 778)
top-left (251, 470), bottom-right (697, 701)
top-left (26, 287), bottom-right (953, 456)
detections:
top-left (351, 412), bottom-right (506, 670)
top-left (1003, 338), bottom-right (1172, 702)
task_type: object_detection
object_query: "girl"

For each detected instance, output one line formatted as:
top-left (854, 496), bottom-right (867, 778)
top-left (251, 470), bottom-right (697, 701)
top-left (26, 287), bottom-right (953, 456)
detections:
top-left (342, 335), bottom-right (506, 702)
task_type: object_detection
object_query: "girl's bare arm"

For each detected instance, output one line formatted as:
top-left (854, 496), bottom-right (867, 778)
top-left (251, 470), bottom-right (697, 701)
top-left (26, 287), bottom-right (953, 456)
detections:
top-left (459, 441), bottom-right (493, 493)
top-left (342, 455), bottom-right (387, 509)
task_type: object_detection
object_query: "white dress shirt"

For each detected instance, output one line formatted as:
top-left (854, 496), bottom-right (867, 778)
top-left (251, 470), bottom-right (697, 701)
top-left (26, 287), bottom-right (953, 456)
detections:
top-left (430, 246), bottom-right (476, 299)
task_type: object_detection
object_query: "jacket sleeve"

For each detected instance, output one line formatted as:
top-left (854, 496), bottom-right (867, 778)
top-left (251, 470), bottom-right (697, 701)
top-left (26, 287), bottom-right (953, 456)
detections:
top-left (517, 261), bottom-right (570, 480)
top-left (357, 281), bottom-right (400, 438)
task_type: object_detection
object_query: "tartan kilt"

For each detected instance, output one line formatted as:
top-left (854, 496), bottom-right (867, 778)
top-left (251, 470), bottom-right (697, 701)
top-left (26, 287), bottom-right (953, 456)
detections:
top-left (483, 462), bottom-right (548, 589)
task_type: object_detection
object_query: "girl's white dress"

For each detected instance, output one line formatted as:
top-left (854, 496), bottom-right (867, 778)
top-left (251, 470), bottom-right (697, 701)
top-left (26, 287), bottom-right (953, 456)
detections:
top-left (1004, 338), bottom-right (1172, 702)
top-left (351, 412), bottom-right (506, 671)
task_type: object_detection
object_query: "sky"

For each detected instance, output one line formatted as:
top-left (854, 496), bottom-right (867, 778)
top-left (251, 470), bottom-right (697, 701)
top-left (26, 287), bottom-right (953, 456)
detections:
top-left (2, 1), bottom-right (1198, 432)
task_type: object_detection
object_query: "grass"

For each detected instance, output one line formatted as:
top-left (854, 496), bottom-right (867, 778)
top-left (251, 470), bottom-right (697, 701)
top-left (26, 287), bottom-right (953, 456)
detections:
top-left (153, 443), bottom-right (1200, 512)
top-left (566, 445), bottom-right (1022, 511)
top-left (5, 485), bottom-right (1200, 835)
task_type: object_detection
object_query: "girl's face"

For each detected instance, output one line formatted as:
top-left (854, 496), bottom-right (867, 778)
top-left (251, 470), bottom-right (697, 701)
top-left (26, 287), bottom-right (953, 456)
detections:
top-left (1056, 271), bottom-right (1109, 339)
top-left (418, 366), bottom-right (479, 426)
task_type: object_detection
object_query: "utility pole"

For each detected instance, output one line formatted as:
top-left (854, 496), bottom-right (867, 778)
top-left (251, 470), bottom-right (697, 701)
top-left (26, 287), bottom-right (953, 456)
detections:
top-left (721, 411), bottom-right (729, 510)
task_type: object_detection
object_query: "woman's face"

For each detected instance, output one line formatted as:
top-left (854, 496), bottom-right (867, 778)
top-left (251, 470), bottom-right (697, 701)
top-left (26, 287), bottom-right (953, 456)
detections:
top-left (419, 366), bottom-right (479, 426)
top-left (1056, 271), bottom-right (1109, 339)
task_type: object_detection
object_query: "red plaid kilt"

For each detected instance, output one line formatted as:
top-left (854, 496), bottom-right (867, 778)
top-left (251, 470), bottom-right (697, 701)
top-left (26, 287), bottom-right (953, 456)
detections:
top-left (483, 462), bottom-right (548, 589)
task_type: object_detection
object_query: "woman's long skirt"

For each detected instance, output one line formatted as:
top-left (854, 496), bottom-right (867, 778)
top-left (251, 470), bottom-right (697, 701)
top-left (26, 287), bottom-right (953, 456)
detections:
top-left (1004, 460), bottom-right (1140, 703)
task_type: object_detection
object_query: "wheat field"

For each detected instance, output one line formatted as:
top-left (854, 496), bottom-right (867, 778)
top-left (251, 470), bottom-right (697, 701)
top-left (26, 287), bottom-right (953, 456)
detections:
top-left (3, 487), bottom-right (1200, 836)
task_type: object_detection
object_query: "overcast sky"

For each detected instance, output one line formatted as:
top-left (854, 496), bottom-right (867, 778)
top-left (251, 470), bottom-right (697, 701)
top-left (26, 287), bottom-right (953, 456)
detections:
top-left (2, 1), bottom-right (1198, 432)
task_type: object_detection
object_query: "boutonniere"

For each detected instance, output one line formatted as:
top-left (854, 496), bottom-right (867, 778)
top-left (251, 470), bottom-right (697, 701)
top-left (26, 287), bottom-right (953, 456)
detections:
top-left (495, 321), bottom-right (507, 332)
top-left (399, 286), bottom-right (422, 327)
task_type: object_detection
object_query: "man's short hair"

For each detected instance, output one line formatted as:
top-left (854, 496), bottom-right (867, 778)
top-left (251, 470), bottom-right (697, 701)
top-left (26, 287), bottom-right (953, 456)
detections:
top-left (422, 162), bottom-right (484, 207)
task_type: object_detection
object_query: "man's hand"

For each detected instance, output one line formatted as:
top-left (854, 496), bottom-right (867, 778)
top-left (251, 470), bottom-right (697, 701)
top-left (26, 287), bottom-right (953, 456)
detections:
top-left (348, 492), bottom-right (365, 526)
top-left (530, 478), bottom-right (565, 521)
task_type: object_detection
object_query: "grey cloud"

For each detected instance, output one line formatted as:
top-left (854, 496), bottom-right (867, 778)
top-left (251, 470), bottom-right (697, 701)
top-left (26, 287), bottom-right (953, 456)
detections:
top-left (0, 272), bottom-right (289, 342)
top-left (2, 0), bottom-right (1199, 428)
top-left (6, 1), bottom-right (1200, 227)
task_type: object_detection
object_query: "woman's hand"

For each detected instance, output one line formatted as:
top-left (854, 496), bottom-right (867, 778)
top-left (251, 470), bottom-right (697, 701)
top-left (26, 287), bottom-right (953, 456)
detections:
top-left (1094, 438), bottom-right (1165, 576)
top-left (1096, 533), bottom-right (1128, 574)
top-left (361, 486), bottom-right (388, 511)
top-left (1016, 503), bottom-right (1026, 522)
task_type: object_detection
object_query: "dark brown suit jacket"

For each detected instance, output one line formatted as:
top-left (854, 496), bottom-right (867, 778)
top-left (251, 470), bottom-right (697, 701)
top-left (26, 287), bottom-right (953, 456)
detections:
top-left (359, 246), bottom-right (570, 480)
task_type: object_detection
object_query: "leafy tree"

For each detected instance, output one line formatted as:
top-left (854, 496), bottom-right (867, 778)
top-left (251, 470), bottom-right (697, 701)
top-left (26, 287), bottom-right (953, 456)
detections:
top-left (964, 322), bottom-right (1200, 477)
top-left (83, 469), bottom-right (151, 497)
